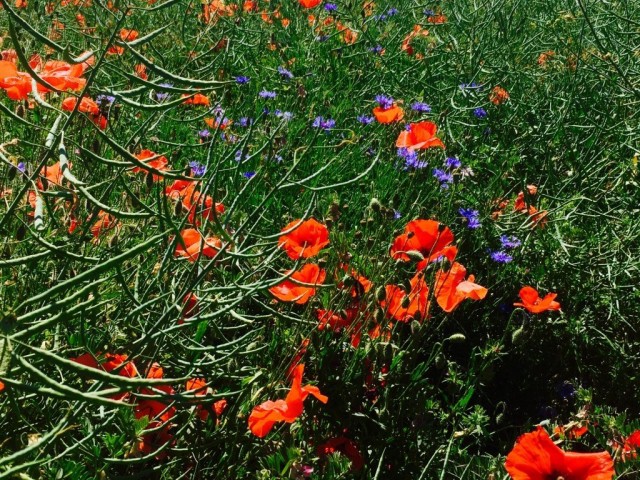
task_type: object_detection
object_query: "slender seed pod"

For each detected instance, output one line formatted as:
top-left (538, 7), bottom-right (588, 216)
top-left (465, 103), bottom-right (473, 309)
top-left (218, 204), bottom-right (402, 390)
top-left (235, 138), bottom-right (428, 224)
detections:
top-left (45, 114), bottom-right (63, 149)
top-left (59, 132), bottom-right (85, 185)
top-left (34, 192), bottom-right (45, 231)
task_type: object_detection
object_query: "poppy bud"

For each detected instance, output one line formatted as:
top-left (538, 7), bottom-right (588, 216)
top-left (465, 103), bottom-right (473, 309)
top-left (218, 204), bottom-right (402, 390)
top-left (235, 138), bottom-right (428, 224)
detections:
top-left (401, 278), bottom-right (412, 294)
top-left (375, 286), bottom-right (386, 301)
top-left (435, 354), bottom-right (445, 369)
top-left (41, 177), bottom-right (49, 191)
top-left (410, 320), bottom-right (421, 334)
top-left (405, 250), bottom-right (424, 262)
top-left (511, 326), bottom-right (525, 345)
top-left (92, 139), bottom-right (101, 154)
top-left (15, 104), bottom-right (25, 118)
top-left (447, 333), bottom-right (466, 344)
top-left (438, 223), bottom-right (447, 233)
top-left (401, 295), bottom-right (411, 309)
top-left (406, 231), bottom-right (415, 239)
top-left (369, 198), bottom-right (381, 212)
top-left (354, 231), bottom-right (362, 239)
top-left (374, 308), bottom-right (385, 323)
top-left (145, 171), bottom-right (154, 189)
top-left (7, 165), bottom-right (16, 181)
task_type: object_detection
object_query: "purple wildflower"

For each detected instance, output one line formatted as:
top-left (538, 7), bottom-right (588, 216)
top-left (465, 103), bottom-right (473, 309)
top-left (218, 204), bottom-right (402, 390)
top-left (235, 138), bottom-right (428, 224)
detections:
top-left (393, 210), bottom-right (402, 219)
top-left (433, 168), bottom-right (454, 188)
top-left (369, 45), bottom-right (384, 54)
top-left (243, 171), bottom-right (256, 179)
top-left (155, 83), bottom-right (173, 101)
top-left (259, 90), bottom-right (277, 99)
top-left (445, 156), bottom-right (462, 169)
top-left (424, 9), bottom-right (434, 16)
top-left (500, 235), bottom-right (521, 249)
top-left (387, 7), bottom-right (398, 16)
top-left (490, 250), bottom-right (513, 263)
top-left (198, 129), bottom-right (211, 140)
top-left (411, 102), bottom-right (431, 113)
top-left (277, 66), bottom-right (294, 80)
top-left (312, 116), bottom-right (336, 131)
top-left (189, 161), bottom-right (206, 177)
top-left (235, 76), bottom-right (250, 85)
top-left (473, 107), bottom-right (487, 119)
top-left (357, 115), bottom-right (375, 125)
top-left (238, 117), bottom-right (253, 127)
top-left (398, 147), bottom-right (427, 169)
top-left (324, 2), bottom-right (337, 11)
top-left (17, 162), bottom-right (25, 173)
top-left (375, 94), bottom-right (394, 110)
top-left (459, 208), bottom-right (481, 229)
top-left (96, 94), bottom-right (115, 106)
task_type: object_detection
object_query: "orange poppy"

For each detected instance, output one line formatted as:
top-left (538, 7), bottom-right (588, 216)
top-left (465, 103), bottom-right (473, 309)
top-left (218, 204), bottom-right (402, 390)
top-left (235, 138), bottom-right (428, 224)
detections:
top-left (132, 149), bottom-right (169, 181)
top-left (204, 116), bottom-right (232, 130)
top-left (278, 218), bottom-right (330, 260)
top-left (0, 60), bottom-right (32, 100)
top-left (165, 180), bottom-right (225, 225)
top-left (381, 271), bottom-right (430, 322)
top-left (299, 0), bottom-right (322, 7)
top-left (401, 25), bottom-right (429, 56)
top-left (396, 120), bottom-right (445, 151)
top-left (489, 85), bottom-right (509, 105)
top-left (269, 264), bottom-right (326, 304)
top-left (373, 105), bottom-right (404, 124)
top-left (317, 436), bottom-right (364, 471)
top-left (243, 0), bottom-right (257, 11)
top-left (434, 262), bottom-right (487, 312)
top-left (185, 378), bottom-right (227, 422)
top-left (134, 63), bottom-right (148, 80)
top-left (505, 426), bottom-right (614, 480)
top-left (62, 96), bottom-right (100, 115)
top-left (72, 352), bottom-right (138, 400)
top-left (514, 286), bottom-right (561, 313)
top-left (90, 210), bottom-right (118, 239)
top-left (174, 229), bottom-right (222, 262)
top-left (248, 363), bottom-right (328, 438)
top-left (390, 219), bottom-right (455, 270)
top-left (182, 93), bottom-right (210, 106)
top-left (37, 59), bottom-right (88, 93)
top-left (120, 29), bottom-right (139, 42)
top-left (617, 430), bottom-right (640, 462)
top-left (427, 14), bottom-right (447, 24)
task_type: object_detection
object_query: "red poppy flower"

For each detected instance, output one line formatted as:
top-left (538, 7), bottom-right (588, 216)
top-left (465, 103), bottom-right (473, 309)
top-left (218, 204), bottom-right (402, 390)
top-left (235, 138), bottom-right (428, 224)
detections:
top-left (90, 210), bottom-right (118, 240)
top-left (618, 430), bottom-right (640, 461)
top-left (71, 352), bottom-right (138, 400)
top-left (390, 219), bottom-right (455, 270)
top-left (434, 262), bottom-right (487, 312)
top-left (299, 0), bottom-right (322, 8)
top-left (132, 149), bottom-right (169, 181)
top-left (269, 264), bottom-right (326, 304)
top-left (490, 85), bottom-right (510, 105)
top-left (317, 436), bottom-right (364, 471)
top-left (248, 363), bottom-right (328, 438)
top-left (514, 185), bottom-right (538, 212)
top-left (514, 286), bottom-right (561, 313)
top-left (373, 105), bottom-right (404, 124)
top-left (381, 271), bottom-right (430, 322)
top-left (37, 59), bottom-right (88, 93)
top-left (182, 93), bottom-right (210, 106)
top-left (180, 293), bottom-right (199, 323)
top-left (62, 96), bottom-right (99, 115)
top-left (505, 426), bottom-right (614, 480)
top-left (396, 120), bottom-right (445, 151)
top-left (165, 180), bottom-right (225, 225)
top-left (174, 228), bottom-right (222, 262)
top-left (278, 218), bottom-right (330, 260)
top-left (38, 162), bottom-right (66, 188)
top-left (185, 378), bottom-right (226, 422)
top-left (204, 116), bottom-right (232, 130)
top-left (0, 61), bottom-right (33, 100)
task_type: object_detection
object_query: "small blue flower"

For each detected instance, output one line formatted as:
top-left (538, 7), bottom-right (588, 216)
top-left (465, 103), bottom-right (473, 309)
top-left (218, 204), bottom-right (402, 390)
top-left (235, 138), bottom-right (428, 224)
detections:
top-left (387, 7), bottom-right (398, 16)
top-left (375, 94), bottom-right (394, 110)
top-left (155, 83), bottom-right (173, 101)
top-left (357, 115), bottom-right (375, 125)
top-left (473, 107), bottom-right (487, 119)
top-left (411, 102), bottom-right (431, 113)
top-left (243, 171), bottom-right (256, 179)
top-left (198, 129), bottom-right (211, 140)
top-left (17, 162), bottom-right (26, 173)
top-left (312, 116), bottom-right (336, 131)
top-left (398, 148), bottom-right (427, 169)
top-left (445, 156), bottom-right (462, 169)
top-left (235, 76), bottom-right (250, 85)
top-left (324, 2), bottom-right (337, 11)
top-left (235, 150), bottom-right (250, 163)
top-left (459, 82), bottom-right (482, 91)
top-left (393, 210), bottom-right (402, 219)
top-left (259, 90), bottom-right (277, 99)
top-left (277, 66), bottom-right (294, 80)
top-left (424, 9), bottom-right (434, 16)
top-left (369, 45), bottom-right (384, 54)
top-left (189, 161), bottom-right (206, 177)
top-left (432, 168), bottom-right (454, 188)
top-left (500, 235), bottom-right (521, 250)
top-left (490, 250), bottom-right (513, 263)
top-left (96, 94), bottom-right (115, 106)
top-left (459, 208), bottom-right (481, 229)
top-left (275, 110), bottom-right (294, 121)
top-left (238, 117), bottom-right (253, 127)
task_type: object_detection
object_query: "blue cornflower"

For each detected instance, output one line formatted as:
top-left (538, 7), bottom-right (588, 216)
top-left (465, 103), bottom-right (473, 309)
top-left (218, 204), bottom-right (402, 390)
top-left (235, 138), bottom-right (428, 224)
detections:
top-left (243, 171), bottom-right (256, 179)
top-left (357, 115), bottom-right (375, 125)
top-left (473, 107), bottom-right (487, 119)
top-left (459, 82), bottom-right (482, 91)
top-left (277, 66), bottom-right (294, 80)
top-left (393, 210), bottom-right (402, 219)
top-left (490, 250), bottom-right (513, 263)
top-left (387, 7), bottom-right (398, 16)
top-left (324, 2), bottom-right (337, 11)
top-left (375, 14), bottom-right (388, 21)
top-left (189, 161), bottom-right (206, 177)
top-left (96, 94), bottom-right (115, 106)
top-left (17, 162), bottom-right (25, 173)
top-left (155, 83), bottom-right (173, 101)
top-left (369, 45), bottom-right (384, 54)
top-left (500, 235), bottom-right (521, 249)
top-left (424, 9), bottom-right (434, 16)
top-left (375, 94), bottom-right (394, 110)
top-left (275, 110), bottom-right (294, 121)
top-left (235, 150), bottom-right (249, 163)
top-left (398, 148), bottom-right (427, 169)
top-left (445, 156), bottom-right (462, 169)
top-left (259, 90), bottom-right (277, 99)
top-left (235, 76), bottom-right (250, 84)
top-left (459, 208), bottom-right (481, 229)
top-left (238, 117), bottom-right (253, 127)
top-left (198, 129), bottom-right (211, 140)
top-left (312, 116), bottom-right (336, 131)
top-left (433, 168), bottom-right (454, 188)
top-left (411, 102), bottom-right (431, 113)
top-left (316, 35), bottom-right (330, 42)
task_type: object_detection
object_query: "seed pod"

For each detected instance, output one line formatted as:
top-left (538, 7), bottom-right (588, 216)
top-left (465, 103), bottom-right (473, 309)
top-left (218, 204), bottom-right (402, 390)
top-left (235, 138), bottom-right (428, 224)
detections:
top-left (16, 224), bottom-right (26, 241)
top-left (59, 133), bottom-right (85, 185)
top-left (15, 104), bottom-right (25, 118)
top-left (7, 165), bottom-right (16, 181)
top-left (511, 326), bottom-right (525, 345)
top-left (406, 250), bottom-right (424, 262)
top-left (435, 354), bottom-right (446, 369)
top-left (369, 198), bottom-right (381, 212)
top-left (410, 320), bottom-right (421, 334)
top-left (45, 114), bottom-right (62, 149)
top-left (374, 308), bottom-right (385, 323)
top-left (92, 138), bottom-right (101, 154)
top-left (401, 294), bottom-right (411, 309)
top-left (447, 333), bottom-right (466, 344)
top-left (375, 286), bottom-right (386, 302)
top-left (174, 199), bottom-right (183, 216)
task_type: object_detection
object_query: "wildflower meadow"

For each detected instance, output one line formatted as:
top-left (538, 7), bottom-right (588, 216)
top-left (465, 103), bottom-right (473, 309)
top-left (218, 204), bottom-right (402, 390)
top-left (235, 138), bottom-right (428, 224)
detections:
top-left (1, 0), bottom-right (639, 478)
